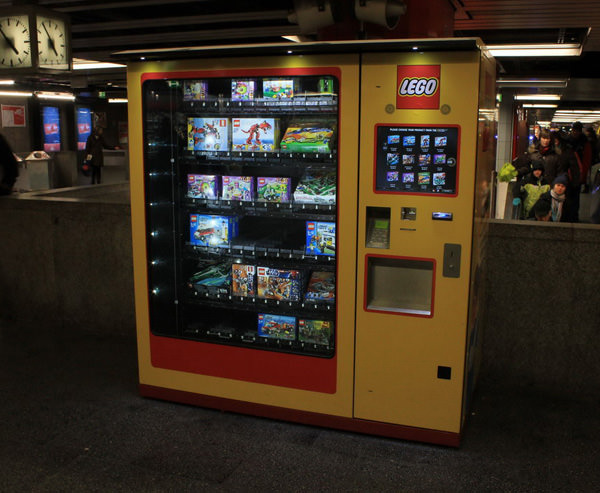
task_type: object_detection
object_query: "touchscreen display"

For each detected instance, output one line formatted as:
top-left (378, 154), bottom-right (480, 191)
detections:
top-left (375, 125), bottom-right (459, 195)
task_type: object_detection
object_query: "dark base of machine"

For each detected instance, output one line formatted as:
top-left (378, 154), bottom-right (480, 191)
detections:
top-left (139, 384), bottom-right (461, 447)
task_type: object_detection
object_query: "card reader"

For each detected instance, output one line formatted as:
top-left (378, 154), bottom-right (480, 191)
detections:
top-left (432, 212), bottom-right (453, 221)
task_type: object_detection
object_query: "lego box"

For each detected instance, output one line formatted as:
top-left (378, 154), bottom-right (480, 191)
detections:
top-left (257, 313), bottom-right (296, 340)
top-left (231, 264), bottom-right (256, 297)
top-left (231, 118), bottom-right (279, 152)
top-left (221, 176), bottom-right (254, 202)
top-left (231, 80), bottom-right (256, 101)
top-left (188, 262), bottom-right (231, 295)
top-left (305, 221), bottom-right (336, 256)
top-left (183, 80), bottom-right (209, 101)
top-left (189, 214), bottom-right (238, 247)
top-left (298, 318), bottom-right (334, 345)
top-left (262, 79), bottom-right (294, 99)
top-left (256, 177), bottom-right (291, 203)
top-left (293, 171), bottom-right (336, 204)
top-left (187, 174), bottom-right (218, 200)
top-left (257, 266), bottom-right (303, 302)
top-left (187, 118), bottom-right (229, 151)
top-left (280, 121), bottom-right (336, 153)
top-left (304, 271), bottom-right (335, 302)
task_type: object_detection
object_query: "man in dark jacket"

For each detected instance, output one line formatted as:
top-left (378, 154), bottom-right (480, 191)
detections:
top-left (85, 127), bottom-right (117, 185)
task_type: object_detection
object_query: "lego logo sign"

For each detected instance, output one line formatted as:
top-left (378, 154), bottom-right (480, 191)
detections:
top-left (396, 65), bottom-right (441, 109)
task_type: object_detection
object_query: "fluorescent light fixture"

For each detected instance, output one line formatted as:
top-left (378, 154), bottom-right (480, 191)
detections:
top-left (281, 35), bottom-right (302, 42)
top-left (108, 98), bottom-right (128, 103)
top-left (488, 43), bottom-right (582, 57)
top-left (0, 80), bottom-right (15, 85)
top-left (514, 94), bottom-right (561, 101)
top-left (35, 91), bottom-right (76, 101)
top-left (496, 78), bottom-right (568, 88)
top-left (0, 90), bottom-right (33, 97)
top-left (72, 58), bottom-right (126, 70)
top-left (523, 104), bottom-right (558, 108)
top-left (552, 110), bottom-right (600, 123)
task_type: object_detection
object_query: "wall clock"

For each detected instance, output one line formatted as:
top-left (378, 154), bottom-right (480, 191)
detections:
top-left (0, 15), bottom-right (32, 68)
top-left (36, 15), bottom-right (68, 70)
top-left (0, 7), bottom-right (71, 73)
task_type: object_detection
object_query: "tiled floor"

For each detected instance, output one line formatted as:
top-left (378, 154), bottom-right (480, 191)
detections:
top-left (1, 320), bottom-right (599, 492)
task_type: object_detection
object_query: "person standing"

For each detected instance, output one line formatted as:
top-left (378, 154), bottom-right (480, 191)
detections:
top-left (527, 128), bottom-right (560, 183)
top-left (0, 132), bottom-right (19, 196)
top-left (85, 127), bottom-right (117, 185)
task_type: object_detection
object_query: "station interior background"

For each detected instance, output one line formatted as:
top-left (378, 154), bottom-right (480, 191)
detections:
top-left (3, 0), bottom-right (600, 176)
top-left (1, 2), bottom-right (600, 489)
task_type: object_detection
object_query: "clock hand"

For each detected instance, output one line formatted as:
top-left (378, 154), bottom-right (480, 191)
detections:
top-left (0, 27), bottom-right (19, 55)
top-left (41, 23), bottom-right (58, 56)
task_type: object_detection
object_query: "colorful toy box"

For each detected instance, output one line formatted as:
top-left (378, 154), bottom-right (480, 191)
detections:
top-left (257, 313), bottom-right (296, 340)
top-left (187, 174), bottom-right (218, 200)
top-left (304, 271), bottom-right (335, 302)
top-left (293, 172), bottom-right (336, 204)
top-left (189, 214), bottom-right (238, 247)
top-left (183, 80), bottom-right (209, 101)
top-left (257, 266), bottom-right (303, 302)
top-left (221, 176), bottom-right (254, 201)
top-left (280, 121), bottom-right (335, 153)
top-left (231, 264), bottom-right (256, 297)
top-left (262, 79), bottom-right (294, 99)
top-left (305, 221), bottom-right (336, 256)
top-left (231, 80), bottom-right (255, 101)
top-left (298, 319), bottom-right (334, 345)
top-left (256, 177), bottom-right (291, 203)
top-left (187, 118), bottom-right (229, 151)
top-left (231, 118), bottom-right (279, 152)
top-left (188, 262), bottom-right (231, 295)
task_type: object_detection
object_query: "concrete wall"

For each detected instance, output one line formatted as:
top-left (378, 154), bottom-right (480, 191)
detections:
top-left (1, 193), bottom-right (599, 396)
top-left (0, 184), bottom-right (134, 335)
top-left (482, 219), bottom-right (600, 396)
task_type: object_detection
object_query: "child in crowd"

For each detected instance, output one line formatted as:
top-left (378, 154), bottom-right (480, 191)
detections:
top-left (519, 159), bottom-right (550, 219)
top-left (529, 174), bottom-right (569, 222)
top-left (531, 198), bottom-right (552, 221)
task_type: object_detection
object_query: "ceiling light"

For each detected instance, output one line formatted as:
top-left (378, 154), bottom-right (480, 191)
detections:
top-left (108, 98), bottom-right (128, 103)
top-left (73, 61), bottom-right (126, 70)
top-left (0, 80), bottom-right (15, 85)
top-left (514, 94), bottom-right (561, 101)
top-left (488, 43), bottom-right (582, 57)
top-left (522, 104), bottom-right (558, 108)
top-left (35, 91), bottom-right (76, 101)
top-left (496, 78), bottom-right (568, 88)
top-left (282, 35), bottom-right (303, 43)
top-left (0, 90), bottom-right (33, 97)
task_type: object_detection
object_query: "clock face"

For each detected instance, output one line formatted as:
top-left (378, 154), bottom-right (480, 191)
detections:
top-left (37, 16), bottom-right (69, 70)
top-left (0, 15), bottom-right (32, 68)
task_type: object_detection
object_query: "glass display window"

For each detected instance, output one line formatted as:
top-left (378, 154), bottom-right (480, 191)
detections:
top-left (142, 73), bottom-right (339, 358)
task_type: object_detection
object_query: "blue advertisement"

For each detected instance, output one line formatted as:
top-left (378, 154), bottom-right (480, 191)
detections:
top-left (42, 106), bottom-right (61, 152)
top-left (76, 107), bottom-right (92, 151)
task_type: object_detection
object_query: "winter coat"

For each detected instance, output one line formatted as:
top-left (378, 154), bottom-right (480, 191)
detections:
top-left (527, 143), bottom-right (560, 184)
top-left (519, 173), bottom-right (550, 219)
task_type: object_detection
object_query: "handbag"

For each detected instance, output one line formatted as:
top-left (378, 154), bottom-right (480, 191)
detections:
top-left (81, 154), bottom-right (92, 176)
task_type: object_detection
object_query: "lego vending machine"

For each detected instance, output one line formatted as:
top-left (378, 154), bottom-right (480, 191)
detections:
top-left (128, 40), bottom-right (495, 446)
top-left (355, 46), bottom-right (496, 444)
top-left (128, 52), bottom-right (361, 425)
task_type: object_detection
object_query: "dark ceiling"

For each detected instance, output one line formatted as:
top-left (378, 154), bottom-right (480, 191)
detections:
top-left (2, 0), bottom-right (600, 116)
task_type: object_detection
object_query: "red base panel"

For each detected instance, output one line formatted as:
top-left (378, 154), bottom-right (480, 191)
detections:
top-left (139, 383), bottom-right (461, 447)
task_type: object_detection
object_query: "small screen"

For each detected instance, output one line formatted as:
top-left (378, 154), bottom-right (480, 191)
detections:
top-left (375, 125), bottom-right (459, 195)
top-left (76, 107), bottom-right (92, 151)
top-left (42, 106), bottom-right (61, 152)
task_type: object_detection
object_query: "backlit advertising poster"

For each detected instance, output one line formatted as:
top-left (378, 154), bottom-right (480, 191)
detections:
top-left (77, 107), bottom-right (92, 150)
top-left (42, 106), bottom-right (61, 152)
